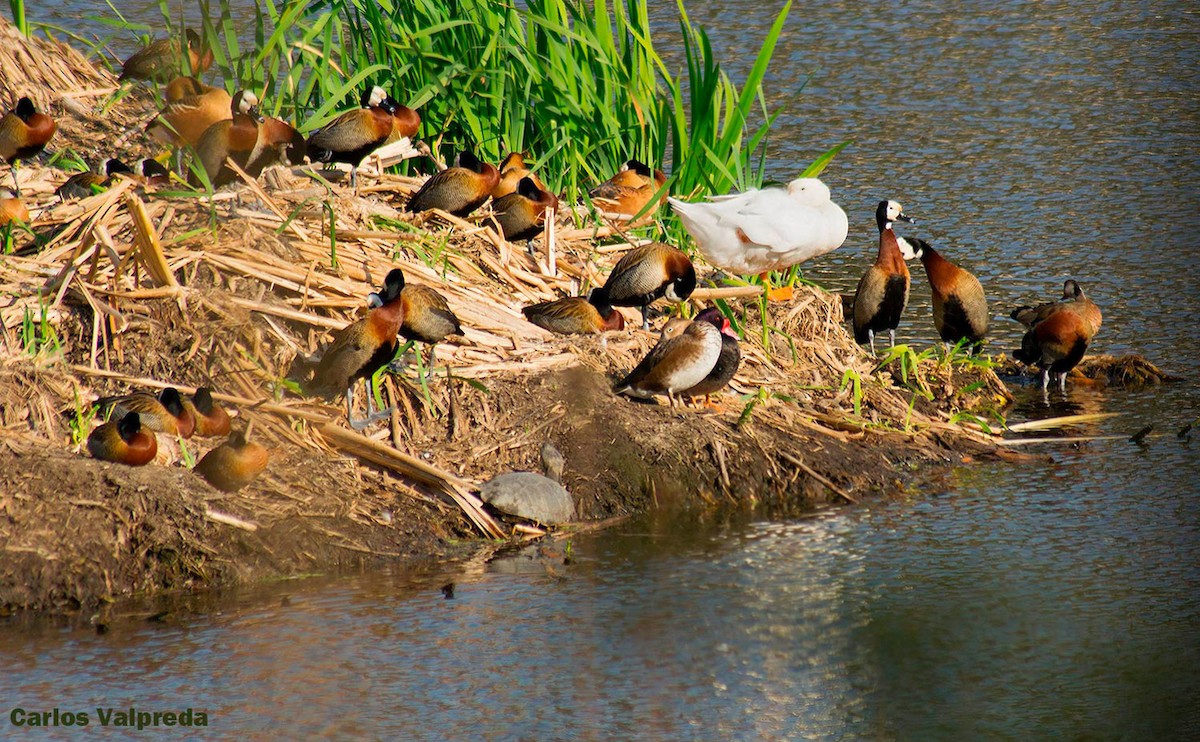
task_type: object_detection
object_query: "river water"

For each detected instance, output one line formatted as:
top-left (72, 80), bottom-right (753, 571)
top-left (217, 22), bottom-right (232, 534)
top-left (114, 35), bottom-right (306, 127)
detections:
top-left (6, 1), bottom-right (1200, 739)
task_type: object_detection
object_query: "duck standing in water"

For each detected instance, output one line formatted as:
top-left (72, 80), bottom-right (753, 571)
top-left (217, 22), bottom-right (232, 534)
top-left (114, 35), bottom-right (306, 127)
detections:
top-left (907, 237), bottom-right (989, 349)
top-left (669, 177), bottom-right (848, 301)
top-left (614, 312), bottom-right (724, 407)
top-left (591, 242), bottom-right (696, 331)
top-left (1011, 280), bottom-right (1102, 392)
top-left (853, 200), bottom-right (917, 353)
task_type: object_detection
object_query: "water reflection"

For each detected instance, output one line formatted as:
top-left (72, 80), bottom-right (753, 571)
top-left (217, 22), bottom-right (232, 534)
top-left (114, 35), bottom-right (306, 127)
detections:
top-left (4, 0), bottom-right (1199, 738)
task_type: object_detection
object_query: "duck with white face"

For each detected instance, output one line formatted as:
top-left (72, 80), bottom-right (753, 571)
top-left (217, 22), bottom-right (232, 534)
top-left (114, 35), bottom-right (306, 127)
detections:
top-left (853, 199), bottom-right (917, 354)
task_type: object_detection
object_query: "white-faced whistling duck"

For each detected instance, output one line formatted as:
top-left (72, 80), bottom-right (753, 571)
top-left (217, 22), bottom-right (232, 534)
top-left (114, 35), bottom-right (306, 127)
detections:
top-left (907, 237), bottom-right (989, 349)
top-left (306, 85), bottom-right (399, 190)
top-left (853, 199), bottom-right (917, 353)
top-left (522, 292), bottom-right (625, 335)
top-left (406, 150), bottom-right (500, 217)
top-left (305, 269), bottom-right (407, 429)
top-left (182, 387), bottom-right (232, 438)
top-left (1011, 280), bottom-right (1103, 392)
top-left (590, 242), bottom-right (696, 331)
top-left (119, 29), bottom-right (213, 82)
top-left (94, 387), bottom-right (197, 439)
top-left (194, 424), bottom-right (269, 491)
top-left (492, 176), bottom-right (560, 248)
top-left (147, 76), bottom-right (232, 147)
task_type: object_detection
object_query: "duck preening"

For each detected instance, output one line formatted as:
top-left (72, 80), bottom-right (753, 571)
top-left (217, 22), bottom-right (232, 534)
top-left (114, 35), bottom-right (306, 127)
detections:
top-left (907, 237), bottom-right (989, 348)
top-left (522, 292), bottom-right (625, 335)
top-left (94, 387), bottom-right (196, 439)
top-left (87, 412), bottom-right (158, 466)
top-left (146, 76), bottom-right (232, 148)
top-left (680, 307), bottom-right (741, 403)
top-left (591, 242), bottom-right (696, 331)
top-left (492, 152), bottom-right (547, 200)
top-left (1011, 280), bottom-right (1103, 392)
top-left (1, 97), bottom-right (56, 196)
top-left (119, 29), bottom-right (213, 82)
top-left (305, 85), bottom-right (400, 189)
top-left (303, 269), bottom-right (407, 429)
top-left (669, 177), bottom-right (848, 301)
top-left (492, 176), bottom-right (559, 245)
top-left (193, 91), bottom-right (303, 187)
top-left (397, 282), bottom-right (464, 373)
top-left (614, 312), bottom-right (725, 406)
top-left (853, 200), bottom-right (917, 353)
top-left (589, 159), bottom-right (667, 220)
top-left (194, 425), bottom-right (269, 492)
top-left (405, 150), bottom-right (500, 217)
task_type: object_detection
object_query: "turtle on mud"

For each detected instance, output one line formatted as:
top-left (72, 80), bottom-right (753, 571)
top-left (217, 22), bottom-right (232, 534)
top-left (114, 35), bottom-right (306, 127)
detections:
top-left (479, 442), bottom-right (574, 525)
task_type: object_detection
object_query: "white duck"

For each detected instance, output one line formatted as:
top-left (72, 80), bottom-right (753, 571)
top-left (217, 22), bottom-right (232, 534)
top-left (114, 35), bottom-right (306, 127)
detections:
top-left (668, 177), bottom-right (849, 300)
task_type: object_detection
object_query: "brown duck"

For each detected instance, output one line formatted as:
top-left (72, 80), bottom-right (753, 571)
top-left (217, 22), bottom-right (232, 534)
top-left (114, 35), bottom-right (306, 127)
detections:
top-left (614, 313), bottom-right (724, 406)
top-left (194, 425), bottom-right (269, 492)
top-left (491, 152), bottom-right (548, 199)
top-left (853, 199), bottom-right (917, 353)
top-left (87, 412), bottom-right (158, 466)
top-left (146, 76), bottom-right (232, 147)
top-left (591, 242), bottom-right (696, 330)
top-left (406, 150), bottom-right (499, 217)
top-left (522, 292), bottom-right (625, 335)
top-left (397, 283), bottom-right (464, 371)
top-left (492, 176), bottom-right (560, 244)
top-left (119, 29), bottom-right (213, 82)
top-left (907, 237), bottom-right (989, 347)
top-left (306, 86), bottom-right (400, 189)
top-left (305, 269), bottom-right (407, 429)
top-left (194, 92), bottom-right (302, 186)
top-left (0, 189), bottom-right (28, 225)
top-left (680, 307), bottom-right (741, 402)
top-left (589, 159), bottom-right (667, 220)
top-left (182, 387), bottom-right (232, 438)
top-left (95, 387), bottom-right (196, 438)
top-left (1, 97), bottom-right (56, 196)
top-left (1011, 280), bottom-right (1103, 392)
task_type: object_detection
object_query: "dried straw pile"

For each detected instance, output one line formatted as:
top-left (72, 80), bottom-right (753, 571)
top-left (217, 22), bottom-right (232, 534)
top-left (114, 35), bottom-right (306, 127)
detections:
top-left (0, 18), bottom-right (115, 108)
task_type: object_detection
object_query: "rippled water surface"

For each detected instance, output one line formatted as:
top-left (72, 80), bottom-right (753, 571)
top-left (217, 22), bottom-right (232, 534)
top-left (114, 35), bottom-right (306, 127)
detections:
top-left (5, 1), bottom-right (1199, 739)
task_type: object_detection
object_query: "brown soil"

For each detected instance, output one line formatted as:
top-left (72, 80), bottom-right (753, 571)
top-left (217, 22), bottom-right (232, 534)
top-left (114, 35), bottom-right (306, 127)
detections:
top-left (0, 19), bottom-right (1021, 617)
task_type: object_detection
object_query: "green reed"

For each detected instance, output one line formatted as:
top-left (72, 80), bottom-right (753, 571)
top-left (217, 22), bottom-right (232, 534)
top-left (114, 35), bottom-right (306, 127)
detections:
top-left (119, 0), bottom-right (803, 205)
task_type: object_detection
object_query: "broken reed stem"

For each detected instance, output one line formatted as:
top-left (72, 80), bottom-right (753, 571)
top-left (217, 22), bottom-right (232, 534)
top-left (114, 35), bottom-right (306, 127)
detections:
top-left (778, 450), bottom-right (858, 504)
